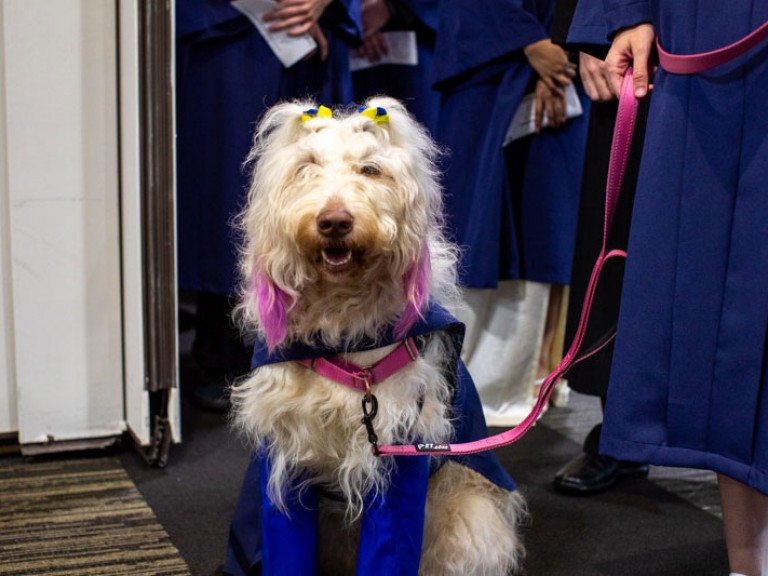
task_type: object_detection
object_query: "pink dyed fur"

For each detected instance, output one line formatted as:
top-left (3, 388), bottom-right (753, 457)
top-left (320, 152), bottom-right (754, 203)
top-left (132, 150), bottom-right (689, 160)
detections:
top-left (254, 273), bottom-right (293, 351)
top-left (393, 243), bottom-right (431, 339)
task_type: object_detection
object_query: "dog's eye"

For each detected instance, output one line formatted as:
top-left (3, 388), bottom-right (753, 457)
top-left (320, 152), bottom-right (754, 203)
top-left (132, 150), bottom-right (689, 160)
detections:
top-left (360, 164), bottom-right (382, 177)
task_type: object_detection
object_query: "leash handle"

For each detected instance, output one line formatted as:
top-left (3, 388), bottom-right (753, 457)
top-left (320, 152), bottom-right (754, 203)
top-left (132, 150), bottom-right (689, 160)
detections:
top-left (376, 70), bottom-right (639, 457)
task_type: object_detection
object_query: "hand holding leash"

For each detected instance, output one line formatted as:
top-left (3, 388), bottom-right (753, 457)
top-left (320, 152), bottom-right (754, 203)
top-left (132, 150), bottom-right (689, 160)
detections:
top-left (605, 23), bottom-right (656, 98)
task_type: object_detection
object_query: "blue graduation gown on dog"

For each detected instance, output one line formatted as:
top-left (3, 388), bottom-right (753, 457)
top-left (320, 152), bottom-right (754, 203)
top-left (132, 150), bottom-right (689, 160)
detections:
top-left (596, 0), bottom-right (768, 496)
top-left (176, 0), bottom-right (361, 296)
top-left (433, 0), bottom-right (589, 288)
top-left (351, 0), bottom-right (442, 134)
top-left (224, 302), bottom-right (516, 575)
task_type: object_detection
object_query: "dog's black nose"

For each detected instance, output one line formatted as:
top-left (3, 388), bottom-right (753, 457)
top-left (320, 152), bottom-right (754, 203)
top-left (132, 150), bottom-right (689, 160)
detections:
top-left (317, 209), bottom-right (354, 239)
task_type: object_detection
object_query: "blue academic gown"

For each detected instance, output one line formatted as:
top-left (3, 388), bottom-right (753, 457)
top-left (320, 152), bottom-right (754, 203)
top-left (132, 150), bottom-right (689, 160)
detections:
top-left (351, 0), bottom-right (442, 134)
top-left (594, 0), bottom-right (768, 496)
top-left (224, 302), bottom-right (516, 576)
top-left (433, 0), bottom-right (589, 288)
top-left (176, 1), bottom-right (361, 296)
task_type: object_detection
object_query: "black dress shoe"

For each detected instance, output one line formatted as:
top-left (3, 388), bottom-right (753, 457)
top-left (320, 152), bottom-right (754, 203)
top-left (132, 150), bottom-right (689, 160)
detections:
top-left (553, 451), bottom-right (649, 496)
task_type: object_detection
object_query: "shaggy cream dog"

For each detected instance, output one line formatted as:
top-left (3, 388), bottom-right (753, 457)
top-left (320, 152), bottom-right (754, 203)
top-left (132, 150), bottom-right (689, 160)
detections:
top-left (230, 97), bottom-right (525, 575)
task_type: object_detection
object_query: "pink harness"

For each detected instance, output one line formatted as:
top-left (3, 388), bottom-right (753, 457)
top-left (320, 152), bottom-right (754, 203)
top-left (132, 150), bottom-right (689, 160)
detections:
top-left (296, 338), bottom-right (420, 393)
top-left (298, 23), bottom-right (766, 457)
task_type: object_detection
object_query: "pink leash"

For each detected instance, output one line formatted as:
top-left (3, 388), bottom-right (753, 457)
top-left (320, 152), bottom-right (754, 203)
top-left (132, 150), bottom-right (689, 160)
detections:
top-left (656, 18), bottom-right (768, 74)
top-left (376, 19), bottom-right (768, 458)
top-left (375, 70), bottom-right (640, 457)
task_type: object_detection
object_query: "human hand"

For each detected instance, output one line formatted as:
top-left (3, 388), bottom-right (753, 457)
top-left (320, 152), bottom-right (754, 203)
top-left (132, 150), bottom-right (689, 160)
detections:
top-left (354, 0), bottom-right (391, 65)
top-left (579, 52), bottom-right (614, 102)
top-left (604, 23), bottom-right (656, 97)
top-left (357, 30), bottom-right (389, 62)
top-left (307, 23), bottom-right (329, 61)
top-left (263, 0), bottom-right (333, 37)
top-left (360, 0), bottom-right (390, 37)
top-left (534, 78), bottom-right (568, 133)
top-left (524, 39), bottom-right (577, 91)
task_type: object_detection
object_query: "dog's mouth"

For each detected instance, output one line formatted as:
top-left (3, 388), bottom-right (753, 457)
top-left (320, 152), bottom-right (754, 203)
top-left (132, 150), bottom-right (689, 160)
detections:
top-left (320, 244), bottom-right (355, 273)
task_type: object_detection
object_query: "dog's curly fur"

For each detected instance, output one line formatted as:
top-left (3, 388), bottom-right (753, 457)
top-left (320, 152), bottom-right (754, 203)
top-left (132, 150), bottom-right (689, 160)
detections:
top-left (230, 97), bottom-right (526, 575)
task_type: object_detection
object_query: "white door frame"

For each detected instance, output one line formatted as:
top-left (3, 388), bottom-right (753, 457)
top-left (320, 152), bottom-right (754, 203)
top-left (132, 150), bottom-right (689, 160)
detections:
top-left (0, 0), bottom-right (181, 461)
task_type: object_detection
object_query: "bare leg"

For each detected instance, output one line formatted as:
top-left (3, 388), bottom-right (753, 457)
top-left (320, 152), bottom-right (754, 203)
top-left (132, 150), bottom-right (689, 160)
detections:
top-left (718, 474), bottom-right (768, 575)
top-left (537, 284), bottom-right (564, 379)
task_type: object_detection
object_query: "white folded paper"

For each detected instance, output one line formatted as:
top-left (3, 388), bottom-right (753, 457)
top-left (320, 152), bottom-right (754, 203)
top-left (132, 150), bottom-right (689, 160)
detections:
top-left (503, 82), bottom-right (583, 145)
top-left (349, 31), bottom-right (419, 72)
top-left (231, 0), bottom-right (317, 68)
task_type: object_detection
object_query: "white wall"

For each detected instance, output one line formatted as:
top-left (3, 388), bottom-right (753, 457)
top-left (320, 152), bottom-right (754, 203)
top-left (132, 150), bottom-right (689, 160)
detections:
top-left (0, 4), bottom-right (16, 435)
top-left (1, 0), bottom-right (124, 444)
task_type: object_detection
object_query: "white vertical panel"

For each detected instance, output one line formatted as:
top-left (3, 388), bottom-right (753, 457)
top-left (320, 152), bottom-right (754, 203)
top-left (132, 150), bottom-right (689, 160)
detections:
top-left (118, 0), bottom-right (151, 446)
top-left (4, 0), bottom-right (124, 444)
top-left (169, 0), bottom-right (182, 445)
top-left (0, 4), bottom-right (17, 435)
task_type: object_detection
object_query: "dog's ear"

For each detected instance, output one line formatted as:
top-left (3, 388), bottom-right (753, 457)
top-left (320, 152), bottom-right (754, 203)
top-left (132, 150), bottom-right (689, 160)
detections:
top-left (393, 242), bottom-right (431, 339)
top-left (251, 272), bottom-right (294, 351)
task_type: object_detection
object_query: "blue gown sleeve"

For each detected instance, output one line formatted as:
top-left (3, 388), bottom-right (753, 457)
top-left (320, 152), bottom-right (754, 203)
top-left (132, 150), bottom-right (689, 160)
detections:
top-left (601, 0), bottom-right (653, 37)
top-left (566, 0), bottom-right (610, 48)
top-left (432, 0), bottom-right (549, 88)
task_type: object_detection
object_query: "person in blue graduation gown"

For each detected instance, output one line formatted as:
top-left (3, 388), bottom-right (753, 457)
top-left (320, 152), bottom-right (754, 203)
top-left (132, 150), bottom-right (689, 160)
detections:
top-left (433, 0), bottom-right (588, 289)
top-left (223, 302), bottom-right (517, 576)
top-left (597, 1), bottom-right (768, 573)
top-left (431, 0), bottom-right (590, 423)
top-left (351, 0), bottom-right (441, 134)
top-left (175, 0), bottom-right (361, 410)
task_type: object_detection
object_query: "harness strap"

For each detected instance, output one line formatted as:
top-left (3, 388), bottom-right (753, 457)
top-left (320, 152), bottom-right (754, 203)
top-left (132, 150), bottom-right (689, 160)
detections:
top-left (296, 338), bottom-right (419, 392)
top-left (657, 18), bottom-right (768, 74)
top-left (376, 69), bottom-right (639, 457)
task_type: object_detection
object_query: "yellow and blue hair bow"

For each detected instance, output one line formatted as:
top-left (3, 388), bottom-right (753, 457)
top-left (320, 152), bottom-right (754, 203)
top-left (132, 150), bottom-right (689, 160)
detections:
top-left (358, 106), bottom-right (389, 124)
top-left (301, 105), bottom-right (333, 122)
